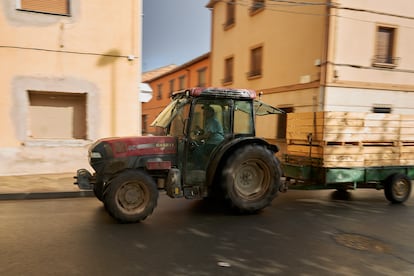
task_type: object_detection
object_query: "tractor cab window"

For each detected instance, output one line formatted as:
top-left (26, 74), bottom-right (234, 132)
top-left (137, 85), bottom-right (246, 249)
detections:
top-left (234, 100), bottom-right (254, 135)
top-left (189, 100), bottom-right (229, 144)
top-left (169, 102), bottom-right (190, 137)
top-left (188, 99), bottom-right (231, 171)
top-left (151, 98), bottom-right (189, 135)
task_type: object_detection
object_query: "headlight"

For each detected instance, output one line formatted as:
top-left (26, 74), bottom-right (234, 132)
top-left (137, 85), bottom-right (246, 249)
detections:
top-left (90, 152), bottom-right (102, 158)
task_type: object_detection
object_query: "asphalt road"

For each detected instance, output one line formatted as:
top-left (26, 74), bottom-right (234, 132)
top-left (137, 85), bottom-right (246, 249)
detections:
top-left (1, 189), bottom-right (414, 276)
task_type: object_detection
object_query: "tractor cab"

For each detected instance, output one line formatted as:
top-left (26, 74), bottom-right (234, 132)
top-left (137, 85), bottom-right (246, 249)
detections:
top-left (151, 87), bottom-right (283, 197)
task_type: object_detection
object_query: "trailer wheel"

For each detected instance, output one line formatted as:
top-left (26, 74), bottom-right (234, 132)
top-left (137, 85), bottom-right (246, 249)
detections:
top-left (221, 145), bottom-right (281, 213)
top-left (104, 170), bottom-right (158, 223)
top-left (384, 174), bottom-right (412, 204)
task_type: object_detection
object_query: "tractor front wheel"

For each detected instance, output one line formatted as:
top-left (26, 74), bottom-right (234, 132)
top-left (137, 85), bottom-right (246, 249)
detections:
top-left (221, 145), bottom-right (282, 213)
top-left (104, 170), bottom-right (158, 223)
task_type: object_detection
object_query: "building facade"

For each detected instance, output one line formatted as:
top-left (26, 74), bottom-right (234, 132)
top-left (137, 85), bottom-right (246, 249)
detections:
top-left (0, 0), bottom-right (142, 175)
top-left (206, 0), bottom-right (414, 150)
top-left (142, 53), bottom-right (210, 135)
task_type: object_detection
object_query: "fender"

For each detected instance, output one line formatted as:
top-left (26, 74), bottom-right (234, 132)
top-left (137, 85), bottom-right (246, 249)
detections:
top-left (205, 137), bottom-right (279, 188)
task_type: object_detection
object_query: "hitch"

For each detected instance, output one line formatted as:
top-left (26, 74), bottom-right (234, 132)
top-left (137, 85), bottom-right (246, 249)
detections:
top-left (279, 178), bottom-right (288, 193)
top-left (74, 169), bottom-right (94, 190)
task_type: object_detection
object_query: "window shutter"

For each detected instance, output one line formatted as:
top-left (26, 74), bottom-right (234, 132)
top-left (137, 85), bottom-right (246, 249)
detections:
top-left (20, 0), bottom-right (70, 15)
top-left (376, 27), bottom-right (394, 63)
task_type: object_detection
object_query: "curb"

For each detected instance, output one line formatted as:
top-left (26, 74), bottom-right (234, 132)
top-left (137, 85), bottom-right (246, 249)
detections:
top-left (0, 190), bottom-right (94, 201)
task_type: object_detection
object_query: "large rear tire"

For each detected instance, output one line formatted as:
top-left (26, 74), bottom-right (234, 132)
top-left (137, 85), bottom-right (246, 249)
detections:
top-left (384, 173), bottom-right (411, 204)
top-left (221, 144), bottom-right (282, 213)
top-left (104, 170), bottom-right (158, 223)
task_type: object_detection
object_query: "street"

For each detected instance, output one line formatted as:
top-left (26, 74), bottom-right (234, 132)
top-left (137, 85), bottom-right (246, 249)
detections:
top-left (1, 189), bottom-right (414, 275)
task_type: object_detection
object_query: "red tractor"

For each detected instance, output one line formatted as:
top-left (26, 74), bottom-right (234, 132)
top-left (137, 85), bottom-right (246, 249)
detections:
top-left (75, 87), bottom-right (284, 223)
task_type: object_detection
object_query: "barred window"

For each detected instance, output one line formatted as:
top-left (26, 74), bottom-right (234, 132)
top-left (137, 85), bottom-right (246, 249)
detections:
top-left (197, 67), bottom-right (207, 87)
top-left (223, 57), bottom-right (234, 84)
top-left (178, 75), bottom-right (186, 90)
top-left (373, 26), bottom-right (398, 67)
top-left (248, 46), bottom-right (263, 78)
top-left (157, 84), bottom-right (163, 100)
top-left (250, 0), bottom-right (265, 14)
top-left (225, 0), bottom-right (236, 28)
top-left (169, 79), bottom-right (175, 96)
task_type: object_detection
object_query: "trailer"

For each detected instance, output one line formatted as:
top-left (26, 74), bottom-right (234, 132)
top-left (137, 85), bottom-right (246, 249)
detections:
top-left (282, 112), bottom-right (414, 203)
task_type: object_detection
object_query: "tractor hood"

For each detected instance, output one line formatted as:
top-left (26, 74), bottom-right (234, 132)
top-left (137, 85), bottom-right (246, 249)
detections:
top-left (88, 136), bottom-right (177, 174)
top-left (89, 136), bottom-right (177, 159)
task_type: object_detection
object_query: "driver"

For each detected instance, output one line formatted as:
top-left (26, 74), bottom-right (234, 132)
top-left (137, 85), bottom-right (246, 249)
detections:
top-left (192, 105), bottom-right (224, 168)
top-left (198, 105), bottom-right (224, 145)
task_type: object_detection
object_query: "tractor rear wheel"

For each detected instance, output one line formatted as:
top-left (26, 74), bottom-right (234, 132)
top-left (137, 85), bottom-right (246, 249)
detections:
top-left (221, 144), bottom-right (281, 213)
top-left (104, 170), bottom-right (158, 223)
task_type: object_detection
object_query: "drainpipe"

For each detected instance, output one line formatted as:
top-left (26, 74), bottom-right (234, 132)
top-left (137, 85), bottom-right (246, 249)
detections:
top-left (320, 0), bottom-right (333, 112)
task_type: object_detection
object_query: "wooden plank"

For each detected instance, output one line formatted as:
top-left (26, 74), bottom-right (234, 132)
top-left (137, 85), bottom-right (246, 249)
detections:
top-left (287, 112), bottom-right (324, 121)
top-left (323, 160), bottom-right (364, 167)
top-left (286, 131), bottom-right (324, 141)
top-left (364, 153), bottom-right (400, 161)
top-left (323, 145), bottom-right (362, 155)
top-left (399, 159), bottom-right (414, 166)
top-left (400, 145), bottom-right (414, 153)
top-left (365, 159), bottom-right (401, 166)
top-left (323, 154), bottom-right (364, 163)
top-left (363, 146), bottom-right (399, 154)
top-left (323, 132), bottom-right (400, 142)
top-left (323, 112), bottom-right (363, 120)
top-left (324, 126), bottom-right (400, 134)
top-left (363, 113), bottom-right (400, 121)
top-left (286, 145), bottom-right (323, 157)
top-left (324, 118), bottom-right (364, 127)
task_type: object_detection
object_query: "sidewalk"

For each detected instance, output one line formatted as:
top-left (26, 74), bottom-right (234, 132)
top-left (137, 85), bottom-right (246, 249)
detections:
top-left (0, 173), bottom-right (93, 200)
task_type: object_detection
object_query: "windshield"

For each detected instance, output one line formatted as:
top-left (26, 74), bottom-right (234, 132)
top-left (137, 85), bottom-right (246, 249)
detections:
top-left (151, 97), bottom-right (284, 129)
top-left (254, 100), bottom-right (285, 116)
top-left (151, 98), bottom-right (190, 128)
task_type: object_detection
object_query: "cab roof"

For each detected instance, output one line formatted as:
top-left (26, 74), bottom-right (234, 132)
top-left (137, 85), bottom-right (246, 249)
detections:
top-left (172, 87), bottom-right (257, 100)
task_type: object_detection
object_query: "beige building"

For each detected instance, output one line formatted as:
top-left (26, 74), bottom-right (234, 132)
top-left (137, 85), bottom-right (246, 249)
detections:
top-left (0, 0), bottom-right (142, 175)
top-left (206, 0), bottom-right (414, 148)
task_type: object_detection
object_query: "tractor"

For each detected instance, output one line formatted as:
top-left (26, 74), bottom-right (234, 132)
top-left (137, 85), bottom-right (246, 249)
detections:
top-left (75, 87), bottom-right (284, 223)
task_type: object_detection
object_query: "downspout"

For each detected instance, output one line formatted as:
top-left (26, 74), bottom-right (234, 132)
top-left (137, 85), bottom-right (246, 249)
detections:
top-left (320, 0), bottom-right (332, 112)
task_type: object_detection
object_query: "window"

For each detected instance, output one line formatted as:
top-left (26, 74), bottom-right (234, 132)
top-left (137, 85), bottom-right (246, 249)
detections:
top-left (250, 0), bottom-right (265, 14)
top-left (28, 91), bottom-right (86, 139)
top-left (179, 75), bottom-right (186, 90)
top-left (169, 79), bottom-right (175, 96)
top-left (17, 0), bottom-right (70, 16)
top-left (197, 67), bottom-right (207, 87)
top-left (248, 46), bottom-right (263, 78)
top-left (223, 57), bottom-right (234, 84)
top-left (373, 26), bottom-right (398, 67)
top-left (142, 114), bottom-right (148, 134)
top-left (157, 84), bottom-right (163, 100)
top-left (224, 0), bottom-right (236, 28)
top-left (373, 105), bottom-right (392, 114)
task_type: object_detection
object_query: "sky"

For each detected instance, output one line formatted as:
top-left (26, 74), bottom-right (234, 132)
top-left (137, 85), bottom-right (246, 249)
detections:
top-left (142, 0), bottom-right (211, 72)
